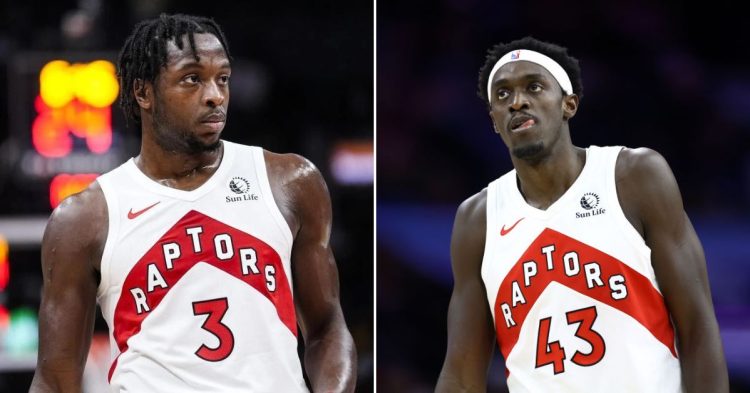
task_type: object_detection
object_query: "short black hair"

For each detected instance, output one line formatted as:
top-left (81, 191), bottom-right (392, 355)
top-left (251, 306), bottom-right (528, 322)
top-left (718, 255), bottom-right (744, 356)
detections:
top-left (117, 13), bottom-right (232, 127)
top-left (477, 36), bottom-right (583, 108)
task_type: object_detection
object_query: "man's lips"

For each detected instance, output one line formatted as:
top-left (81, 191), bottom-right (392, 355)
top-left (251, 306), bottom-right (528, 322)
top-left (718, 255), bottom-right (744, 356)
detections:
top-left (513, 118), bottom-right (536, 132)
top-left (508, 114), bottom-right (537, 132)
top-left (199, 114), bottom-right (226, 133)
top-left (200, 112), bottom-right (226, 123)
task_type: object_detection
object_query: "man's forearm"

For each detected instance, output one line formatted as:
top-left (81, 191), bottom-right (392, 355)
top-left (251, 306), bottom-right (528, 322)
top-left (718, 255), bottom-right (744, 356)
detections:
top-left (304, 323), bottom-right (357, 393)
top-left (435, 372), bottom-right (485, 393)
top-left (679, 322), bottom-right (729, 392)
top-left (30, 367), bottom-right (83, 393)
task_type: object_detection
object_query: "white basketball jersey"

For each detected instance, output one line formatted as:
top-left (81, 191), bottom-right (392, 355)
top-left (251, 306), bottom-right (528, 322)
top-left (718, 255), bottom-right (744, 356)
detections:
top-left (96, 141), bottom-right (308, 392)
top-left (482, 146), bottom-right (683, 392)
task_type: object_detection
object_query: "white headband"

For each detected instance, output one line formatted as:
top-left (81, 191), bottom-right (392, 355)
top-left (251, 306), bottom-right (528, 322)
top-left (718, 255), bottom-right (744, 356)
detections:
top-left (486, 49), bottom-right (573, 101)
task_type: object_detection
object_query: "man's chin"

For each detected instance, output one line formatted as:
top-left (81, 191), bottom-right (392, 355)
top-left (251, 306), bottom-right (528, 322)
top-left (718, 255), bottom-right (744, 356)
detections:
top-left (511, 142), bottom-right (544, 160)
top-left (186, 135), bottom-right (222, 154)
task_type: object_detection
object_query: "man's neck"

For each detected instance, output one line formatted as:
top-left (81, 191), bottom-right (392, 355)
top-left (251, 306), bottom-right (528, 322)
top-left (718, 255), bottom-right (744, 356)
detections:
top-left (512, 142), bottom-right (586, 210)
top-left (135, 136), bottom-right (224, 191)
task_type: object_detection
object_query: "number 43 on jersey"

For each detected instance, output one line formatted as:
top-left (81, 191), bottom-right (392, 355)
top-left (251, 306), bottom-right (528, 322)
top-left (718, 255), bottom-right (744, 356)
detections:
top-left (535, 306), bottom-right (606, 374)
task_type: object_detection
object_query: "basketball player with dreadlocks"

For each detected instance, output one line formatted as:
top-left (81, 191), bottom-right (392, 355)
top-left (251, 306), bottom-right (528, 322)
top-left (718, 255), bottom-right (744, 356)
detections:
top-left (435, 37), bottom-right (728, 392)
top-left (30, 13), bottom-right (356, 392)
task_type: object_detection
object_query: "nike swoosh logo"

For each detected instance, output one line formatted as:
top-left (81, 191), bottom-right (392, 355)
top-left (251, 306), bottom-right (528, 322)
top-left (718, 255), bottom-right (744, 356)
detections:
top-left (500, 217), bottom-right (525, 236)
top-left (127, 201), bottom-right (161, 219)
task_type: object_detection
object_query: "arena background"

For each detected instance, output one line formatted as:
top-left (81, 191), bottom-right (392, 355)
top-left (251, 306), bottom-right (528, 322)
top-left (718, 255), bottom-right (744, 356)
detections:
top-left (378, 0), bottom-right (750, 392)
top-left (0, 0), bottom-right (373, 392)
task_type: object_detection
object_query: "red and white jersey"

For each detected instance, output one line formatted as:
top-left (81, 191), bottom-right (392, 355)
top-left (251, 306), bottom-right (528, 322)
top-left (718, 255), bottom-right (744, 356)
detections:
top-left (96, 141), bottom-right (308, 392)
top-left (482, 146), bottom-right (682, 392)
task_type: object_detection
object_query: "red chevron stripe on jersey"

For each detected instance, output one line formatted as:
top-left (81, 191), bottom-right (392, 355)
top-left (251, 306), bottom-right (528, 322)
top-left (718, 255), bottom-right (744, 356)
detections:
top-left (493, 228), bottom-right (676, 361)
top-left (108, 210), bottom-right (296, 380)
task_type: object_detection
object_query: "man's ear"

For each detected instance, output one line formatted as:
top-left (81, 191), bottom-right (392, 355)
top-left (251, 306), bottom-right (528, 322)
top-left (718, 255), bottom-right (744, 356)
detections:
top-left (489, 111), bottom-right (501, 135)
top-left (134, 79), bottom-right (153, 110)
top-left (562, 94), bottom-right (579, 120)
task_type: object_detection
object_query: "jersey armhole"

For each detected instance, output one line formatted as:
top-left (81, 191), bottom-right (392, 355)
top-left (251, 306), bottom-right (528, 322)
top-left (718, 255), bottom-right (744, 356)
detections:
top-left (96, 175), bottom-right (120, 301)
top-left (482, 182), bottom-right (497, 268)
top-left (251, 147), bottom-right (295, 253)
top-left (607, 147), bottom-right (652, 260)
top-left (481, 181), bottom-right (498, 322)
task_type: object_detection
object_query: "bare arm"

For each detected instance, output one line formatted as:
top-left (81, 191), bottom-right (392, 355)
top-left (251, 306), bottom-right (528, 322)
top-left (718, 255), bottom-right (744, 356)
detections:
top-left (436, 191), bottom-right (495, 393)
top-left (617, 148), bottom-right (728, 392)
top-left (30, 183), bottom-right (106, 392)
top-left (266, 152), bottom-right (356, 393)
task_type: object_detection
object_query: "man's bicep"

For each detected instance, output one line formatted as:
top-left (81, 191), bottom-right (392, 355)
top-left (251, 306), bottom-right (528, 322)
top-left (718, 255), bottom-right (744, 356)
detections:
top-left (32, 197), bottom-right (100, 389)
top-left (437, 196), bottom-right (494, 391)
top-left (288, 162), bottom-right (342, 337)
top-left (634, 152), bottom-right (715, 327)
top-left (292, 241), bottom-right (341, 337)
top-left (37, 259), bottom-right (98, 365)
top-left (446, 209), bottom-right (495, 359)
top-left (648, 211), bottom-right (714, 325)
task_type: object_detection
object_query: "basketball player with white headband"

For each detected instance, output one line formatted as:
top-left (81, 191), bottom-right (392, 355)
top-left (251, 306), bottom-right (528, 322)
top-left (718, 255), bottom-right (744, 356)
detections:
top-left (436, 36), bottom-right (728, 392)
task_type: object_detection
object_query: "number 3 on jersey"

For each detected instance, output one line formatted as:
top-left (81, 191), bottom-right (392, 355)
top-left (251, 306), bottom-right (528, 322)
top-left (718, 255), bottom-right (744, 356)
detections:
top-left (192, 297), bottom-right (235, 361)
top-left (535, 306), bottom-right (606, 374)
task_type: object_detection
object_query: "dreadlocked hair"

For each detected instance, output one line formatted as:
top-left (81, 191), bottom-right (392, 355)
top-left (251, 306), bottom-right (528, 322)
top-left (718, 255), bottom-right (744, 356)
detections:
top-left (117, 13), bottom-right (232, 127)
top-left (477, 36), bottom-right (583, 109)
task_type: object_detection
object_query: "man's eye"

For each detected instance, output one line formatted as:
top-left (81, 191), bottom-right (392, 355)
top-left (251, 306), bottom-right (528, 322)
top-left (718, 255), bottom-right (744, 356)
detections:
top-left (529, 83), bottom-right (543, 92)
top-left (184, 75), bottom-right (199, 83)
top-left (497, 90), bottom-right (509, 99)
top-left (219, 75), bottom-right (230, 84)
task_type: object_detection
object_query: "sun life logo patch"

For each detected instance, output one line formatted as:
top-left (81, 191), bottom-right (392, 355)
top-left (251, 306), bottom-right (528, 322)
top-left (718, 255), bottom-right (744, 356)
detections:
top-left (226, 176), bottom-right (259, 203)
top-left (580, 192), bottom-right (600, 210)
top-left (229, 177), bottom-right (250, 194)
top-left (575, 192), bottom-right (605, 219)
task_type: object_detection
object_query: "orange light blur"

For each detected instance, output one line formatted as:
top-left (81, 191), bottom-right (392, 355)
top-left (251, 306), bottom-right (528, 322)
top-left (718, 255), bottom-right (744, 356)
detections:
top-left (49, 173), bottom-right (99, 208)
top-left (40, 60), bottom-right (119, 108)
top-left (33, 60), bottom-right (117, 158)
top-left (0, 305), bottom-right (8, 331)
top-left (0, 236), bottom-right (8, 291)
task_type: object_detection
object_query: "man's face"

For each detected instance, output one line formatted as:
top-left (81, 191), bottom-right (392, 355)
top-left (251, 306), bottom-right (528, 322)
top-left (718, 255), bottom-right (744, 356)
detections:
top-left (150, 33), bottom-right (231, 154)
top-left (487, 61), bottom-right (575, 160)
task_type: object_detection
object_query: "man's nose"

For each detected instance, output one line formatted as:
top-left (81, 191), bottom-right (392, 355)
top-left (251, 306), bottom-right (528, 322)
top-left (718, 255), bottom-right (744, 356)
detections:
top-left (203, 81), bottom-right (225, 107)
top-left (509, 91), bottom-right (529, 112)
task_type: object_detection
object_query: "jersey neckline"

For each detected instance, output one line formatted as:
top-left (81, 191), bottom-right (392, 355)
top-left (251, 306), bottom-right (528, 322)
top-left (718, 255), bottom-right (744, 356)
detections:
top-left (508, 147), bottom-right (592, 220)
top-left (123, 140), bottom-right (237, 201)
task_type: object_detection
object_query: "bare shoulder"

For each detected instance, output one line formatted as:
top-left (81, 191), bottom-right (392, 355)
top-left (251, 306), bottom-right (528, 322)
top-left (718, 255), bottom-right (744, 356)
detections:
top-left (262, 150), bottom-right (327, 191)
top-left (615, 147), bottom-right (675, 185)
top-left (451, 189), bottom-right (488, 276)
top-left (46, 181), bottom-right (107, 235)
top-left (455, 189), bottom-right (487, 229)
top-left (262, 150), bottom-right (330, 237)
top-left (615, 147), bottom-right (683, 235)
top-left (43, 181), bottom-right (108, 270)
